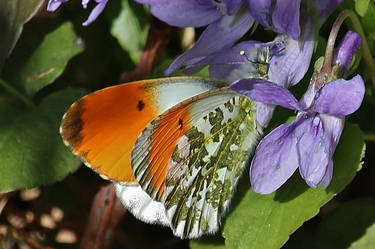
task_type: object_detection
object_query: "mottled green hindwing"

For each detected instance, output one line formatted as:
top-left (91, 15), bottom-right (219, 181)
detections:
top-left (163, 93), bottom-right (262, 238)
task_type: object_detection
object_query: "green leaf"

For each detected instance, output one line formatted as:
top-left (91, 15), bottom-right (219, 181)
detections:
top-left (360, 1), bottom-right (375, 45)
top-left (0, 88), bottom-right (87, 193)
top-left (340, 0), bottom-right (375, 47)
top-left (349, 220), bottom-right (375, 248)
top-left (109, 0), bottom-right (149, 63)
top-left (315, 199), bottom-right (375, 249)
top-left (0, 0), bottom-right (44, 71)
top-left (2, 22), bottom-right (84, 96)
top-left (190, 237), bottom-right (225, 249)
top-left (222, 123), bottom-right (365, 249)
top-left (355, 0), bottom-right (370, 16)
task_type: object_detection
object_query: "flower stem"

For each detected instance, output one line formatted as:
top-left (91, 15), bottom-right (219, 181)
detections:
top-left (321, 10), bottom-right (375, 88)
top-left (321, 13), bottom-right (342, 74)
top-left (0, 78), bottom-right (35, 108)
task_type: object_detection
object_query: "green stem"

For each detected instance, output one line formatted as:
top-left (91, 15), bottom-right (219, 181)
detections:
top-left (322, 10), bottom-right (375, 88)
top-left (321, 12), bottom-right (344, 74)
top-left (0, 78), bottom-right (35, 108)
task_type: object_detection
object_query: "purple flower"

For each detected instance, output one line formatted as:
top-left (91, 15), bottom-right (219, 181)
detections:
top-left (333, 30), bottom-right (362, 75)
top-left (135, 0), bottom-right (255, 76)
top-left (233, 76), bottom-right (364, 194)
top-left (153, 0), bottom-right (343, 76)
top-left (183, 18), bottom-right (315, 127)
top-left (246, 0), bottom-right (343, 39)
top-left (165, 6), bottom-right (254, 76)
top-left (47, 0), bottom-right (109, 26)
top-left (47, 0), bottom-right (69, 11)
top-left (246, 0), bottom-right (301, 39)
top-left (146, 0), bottom-right (342, 127)
top-left (135, 0), bottom-right (229, 27)
top-left (134, 1), bottom-right (258, 75)
top-left (230, 31), bottom-right (365, 194)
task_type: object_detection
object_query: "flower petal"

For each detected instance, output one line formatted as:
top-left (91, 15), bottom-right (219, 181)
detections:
top-left (313, 75), bottom-right (365, 117)
top-left (82, 0), bottom-right (90, 8)
top-left (184, 37), bottom-right (284, 80)
top-left (230, 78), bottom-right (302, 111)
top-left (271, 0), bottom-right (301, 39)
top-left (268, 20), bottom-right (315, 88)
top-left (135, 0), bottom-right (223, 27)
top-left (246, 0), bottom-right (301, 39)
top-left (188, 40), bottom-right (264, 80)
top-left (319, 159), bottom-right (333, 188)
top-left (225, 0), bottom-right (242, 15)
top-left (297, 113), bottom-right (345, 188)
top-left (165, 9), bottom-right (254, 75)
top-left (333, 31), bottom-right (362, 76)
top-left (246, 0), bottom-right (272, 28)
top-left (256, 103), bottom-right (275, 127)
top-left (316, 114), bottom-right (345, 188)
top-left (47, 0), bottom-right (68, 11)
top-left (315, 0), bottom-right (343, 22)
top-left (82, 0), bottom-right (108, 26)
top-left (295, 114), bottom-right (330, 187)
top-left (250, 121), bottom-right (301, 194)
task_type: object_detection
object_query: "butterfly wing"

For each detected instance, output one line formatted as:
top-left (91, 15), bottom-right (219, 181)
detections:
top-left (60, 77), bottom-right (227, 227)
top-left (60, 77), bottom-right (227, 183)
top-left (132, 88), bottom-right (262, 238)
top-left (115, 183), bottom-right (170, 226)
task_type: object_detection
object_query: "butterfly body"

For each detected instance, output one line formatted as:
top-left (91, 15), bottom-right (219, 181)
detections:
top-left (60, 77), bottom-right (262, 238)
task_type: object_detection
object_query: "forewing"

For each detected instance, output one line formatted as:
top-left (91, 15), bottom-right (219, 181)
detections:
top-left (132, 88), bottom-right (262, 238)
top-left (60, 77), bottom-right (227, 183)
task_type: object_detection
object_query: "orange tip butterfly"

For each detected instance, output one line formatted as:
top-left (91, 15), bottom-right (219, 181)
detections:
top-left (60, 77), bottom-right (262, 238)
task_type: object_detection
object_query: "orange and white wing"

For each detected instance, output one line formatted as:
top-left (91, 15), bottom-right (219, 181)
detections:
top-left (60, 77), bottom-right (227, 182)
top-left (60, 77), bottom-right (227, 226)
top-left (132, 88), bottom-right (263, 238)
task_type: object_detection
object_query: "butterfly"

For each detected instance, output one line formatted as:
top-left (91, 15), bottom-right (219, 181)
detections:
top-left (60, 77), bottom-right (263, 238)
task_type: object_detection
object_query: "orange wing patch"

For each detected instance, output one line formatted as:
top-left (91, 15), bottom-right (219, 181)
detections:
top-left (133, 104), bottom-right (192, 199)
top-left (150, 106), bottom-right (191, 199)
top-left (61, 81), bottom-right (159, 183)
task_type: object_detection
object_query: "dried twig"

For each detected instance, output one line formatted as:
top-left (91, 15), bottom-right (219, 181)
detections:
top-left (79, 184), bottom-right (125, 249)
top-left (119, 16), bottom-right (172, 82)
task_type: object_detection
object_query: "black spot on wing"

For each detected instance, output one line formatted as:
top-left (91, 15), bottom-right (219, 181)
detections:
top-left (137, 100), bottom-right (145, 111)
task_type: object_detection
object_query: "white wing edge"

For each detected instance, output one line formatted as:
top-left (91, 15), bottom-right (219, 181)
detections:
top-left (115, 183), bottom-right (170, 227)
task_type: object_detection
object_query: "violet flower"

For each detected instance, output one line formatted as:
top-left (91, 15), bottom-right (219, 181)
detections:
top-left (246, 0), bottom-right (343, 39)
top-left (150, 1), bottom-right (342, 127)
top-left (185, 21), bottom-right (315, 127)
top-left (230, 31), bottom-right (365, 194)
top-left (135, 0), bottom-right (255, 76)
top-left (139, 0), bottom-right (342, 76)
top-left (47, 0), bottom-right (109, 26)
top-left (246, 0), bottom-right (302, 39)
